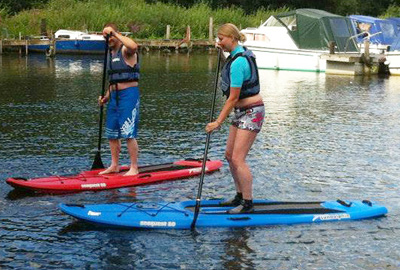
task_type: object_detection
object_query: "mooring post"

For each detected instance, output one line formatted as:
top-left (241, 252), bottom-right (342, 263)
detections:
top-left (25, 39), bottom-right (28, 55)
top-left (19, 32), bottom-right (22, 55)
top-left (209, 17), bottom-right (213, 42)
top-left (166, 25), bottom-right (170, 40)
top-left (0, 39), bottom-right (2, 55)
top-left (186, 25), bottom-right (191, 42)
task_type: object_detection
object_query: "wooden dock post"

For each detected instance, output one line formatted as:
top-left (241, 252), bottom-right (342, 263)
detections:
top-left (19, 32), bottom-right (22, 55)
top-left (186, 25), bottom-right (191, 42)
top-left (0, 39), bottom-right (2, 55)
top-left (209, 17), bottom-right (213, 42)
top-left (166, 25), bottom-right (171, 40)
top-left (25, 39), bottom-right (28, 55)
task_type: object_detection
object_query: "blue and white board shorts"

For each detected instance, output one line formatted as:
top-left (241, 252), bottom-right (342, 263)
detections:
top-left (105, 86), bottom-right (140, 139)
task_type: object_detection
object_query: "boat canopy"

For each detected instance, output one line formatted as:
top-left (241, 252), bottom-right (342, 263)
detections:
top-left (268, 9), bottom-right (358, 52)
top-left (349, 15), bottom-right (399, 45)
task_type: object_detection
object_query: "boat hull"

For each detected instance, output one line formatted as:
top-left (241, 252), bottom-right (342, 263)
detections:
top-left (28, 40), bottom-right (105, 54)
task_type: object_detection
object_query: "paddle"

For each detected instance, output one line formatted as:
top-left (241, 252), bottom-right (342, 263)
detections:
top-left (91, 34), bottom-right (110, 170)
top-left (191, 48), bottom-right (222, 230)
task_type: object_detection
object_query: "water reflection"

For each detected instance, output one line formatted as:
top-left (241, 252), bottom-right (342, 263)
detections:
top-left (1, 52), bottom-right (400, 269)
top-left (221, 229), bottom-right (255, 270)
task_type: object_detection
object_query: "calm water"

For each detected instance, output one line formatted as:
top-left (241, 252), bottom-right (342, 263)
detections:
top-left (1, 52), bottom-right (400, 269)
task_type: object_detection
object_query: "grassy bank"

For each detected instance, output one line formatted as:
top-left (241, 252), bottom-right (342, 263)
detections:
top-left (0, 0), bottom-right (289, 39)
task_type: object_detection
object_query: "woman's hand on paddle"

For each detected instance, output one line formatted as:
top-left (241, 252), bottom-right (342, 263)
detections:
top-left (205, 121), bottom-right (221, 133)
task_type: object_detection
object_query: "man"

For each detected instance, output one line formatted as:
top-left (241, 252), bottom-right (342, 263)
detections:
top-left (98, 23), bottom-right (140, 176)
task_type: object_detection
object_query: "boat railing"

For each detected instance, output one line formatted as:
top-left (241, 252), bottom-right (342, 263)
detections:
top-left (344, 31), bottom-right (382, 53)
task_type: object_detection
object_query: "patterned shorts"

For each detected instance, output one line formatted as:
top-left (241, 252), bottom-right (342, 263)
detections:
top-left (231, 103), bottom-right (265, 133)
top-left (105, 86), bottom-right (140, 139)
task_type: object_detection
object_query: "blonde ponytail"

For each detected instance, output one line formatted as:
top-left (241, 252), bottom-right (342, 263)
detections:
top-left (218, 23), bottom-right (246, 42)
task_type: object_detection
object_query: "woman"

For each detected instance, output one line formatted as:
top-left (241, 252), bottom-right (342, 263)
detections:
top-left (206, 23), bottom-right (265, 213)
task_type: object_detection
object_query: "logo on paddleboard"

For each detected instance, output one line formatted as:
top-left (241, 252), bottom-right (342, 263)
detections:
top-left (188, 167), bottom-right (208, 174)
top-left (312, 213), bottom-right (350, 222)
top-left (140, 221), bottom-right (176, 227)
top-left (81, 183), bottom-right (107, 189)
top-left (88, 211), bottom-right (101, 216)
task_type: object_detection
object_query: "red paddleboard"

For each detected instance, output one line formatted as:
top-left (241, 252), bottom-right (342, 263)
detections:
top-left (6, 159), bottom-right (223, 194)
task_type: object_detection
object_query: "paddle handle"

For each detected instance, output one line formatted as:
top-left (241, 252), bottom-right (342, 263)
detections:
top-left (96, 34), bottom-right (110, 150)
top-left (191, 48), bottom-right (222, 229)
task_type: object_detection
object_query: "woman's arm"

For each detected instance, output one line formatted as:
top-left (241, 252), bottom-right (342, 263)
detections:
top-left (205, 87), bottom-right (240, 133)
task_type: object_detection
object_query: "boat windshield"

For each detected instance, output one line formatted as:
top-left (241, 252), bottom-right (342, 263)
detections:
top-left (379, 21), bottom-right (397, 38)
top-left (264, 16), bottom-right (295, 29)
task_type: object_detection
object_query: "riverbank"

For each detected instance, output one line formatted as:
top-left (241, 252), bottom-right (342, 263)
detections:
top-left (0, 0), bottom-right (288, 40)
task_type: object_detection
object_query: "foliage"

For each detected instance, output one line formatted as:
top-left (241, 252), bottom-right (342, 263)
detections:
top-left (1, 0), bottom-right (400, 39)
top-left (380, 4), bottom-right (400, 18)
top-left (0, 0), bottom-right (288, 39)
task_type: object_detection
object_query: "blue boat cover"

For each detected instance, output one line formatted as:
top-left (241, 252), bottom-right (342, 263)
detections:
top-left (349, 15), bottom-right (399, 45)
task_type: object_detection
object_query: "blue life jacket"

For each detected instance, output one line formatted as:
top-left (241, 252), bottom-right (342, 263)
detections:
top-left (108, 46), bottom-right (140, 85)
top-left (220, 47), bottom-right (260, 99)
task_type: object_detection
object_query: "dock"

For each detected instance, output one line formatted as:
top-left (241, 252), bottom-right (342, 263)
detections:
top-left (321, 53), bottom-right (387, 75)
top-left (0, 38), bottom-right (214, 55)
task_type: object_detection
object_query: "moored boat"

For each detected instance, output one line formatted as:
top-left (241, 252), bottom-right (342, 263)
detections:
top-left (29, 29), bottom-right (105, 54)
top-left (240, 9), bottom-right (359, 73)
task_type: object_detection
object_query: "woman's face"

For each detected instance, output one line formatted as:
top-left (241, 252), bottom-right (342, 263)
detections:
top-left (217, 34), bottom-right (236, 52)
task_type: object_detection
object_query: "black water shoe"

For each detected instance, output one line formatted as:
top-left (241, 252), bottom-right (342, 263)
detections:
top-left (219, 193), bottom-right (242, 206)
top-left (227, 199), bottom-right (254, 214)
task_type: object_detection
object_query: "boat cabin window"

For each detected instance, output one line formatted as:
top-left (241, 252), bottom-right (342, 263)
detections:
top-left (58, 35), bottom-right (70, 38)
top-left (254, 34), bottom-right (266, 41)
top-left (329, 18), bottom-right (352, 37)
top-left (245, 33), bottom-right (254, 40)
top-left (82, 36), bottom-right (91, 40)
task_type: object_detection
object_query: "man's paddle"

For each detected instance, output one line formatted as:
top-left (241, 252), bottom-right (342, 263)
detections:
top-left (191, 48), bottom-right (222, 230)
top-left (91, 34), bottom-right (110, 170)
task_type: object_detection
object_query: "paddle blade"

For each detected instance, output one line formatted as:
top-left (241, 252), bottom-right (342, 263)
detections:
top-left (91, 151), bottom-right (105, 170)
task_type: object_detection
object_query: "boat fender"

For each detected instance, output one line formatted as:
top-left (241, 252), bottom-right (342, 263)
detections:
top-left (228, 217), bottom-right (251, 221)
top-left (362, 200), bottom-right (373, 207)
top-left (65, 204), bottom-right (85, 208)
top-left (337, 199), bottom-right (352, 207)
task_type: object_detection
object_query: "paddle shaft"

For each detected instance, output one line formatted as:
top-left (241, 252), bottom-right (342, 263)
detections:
top-left (191, 48), bottom-right (222, 229)
top-left (91, 34), bottom-right (110, 170)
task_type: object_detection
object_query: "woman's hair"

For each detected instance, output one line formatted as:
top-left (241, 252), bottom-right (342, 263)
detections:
top-left (104, 23), bottom-right (119, 32)
top-left (217, 23), bottom-right (246, 42)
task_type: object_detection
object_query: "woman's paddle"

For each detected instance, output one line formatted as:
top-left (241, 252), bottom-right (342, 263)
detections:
top-left (91, 34), bottom-right (110, 170)
top-left (191, 48), bottom-right (222, 230)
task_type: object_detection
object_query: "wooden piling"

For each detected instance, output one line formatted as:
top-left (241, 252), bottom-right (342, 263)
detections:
top-left (19, 32), bottom-right (22, 55)
top-left (209, 17), bottom-right (213, 42)
top-left (166, 25), bottom-right (171, 40)
top-left (25, 39), bottom-right (28, 55)
top-left (0, 39), bottom-right (2, 55)
top-left (186, 25), bottom-right (191, 42)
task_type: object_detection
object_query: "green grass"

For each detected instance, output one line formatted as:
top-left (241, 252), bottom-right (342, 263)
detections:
top-left (0, 0), bottom-right (290, 39)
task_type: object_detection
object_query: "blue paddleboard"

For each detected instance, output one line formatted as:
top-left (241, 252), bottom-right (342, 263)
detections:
top-left (59, 199), bottom-right (387, 229)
